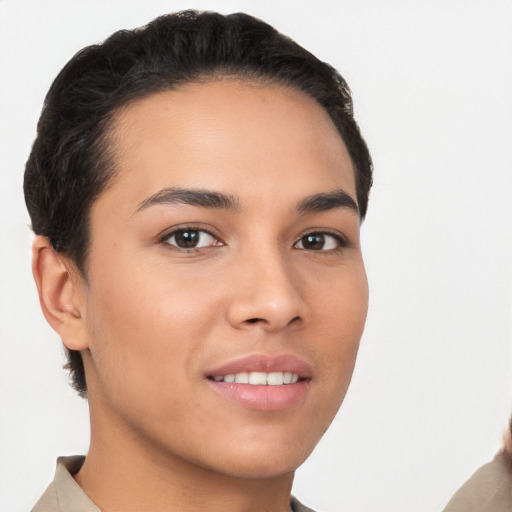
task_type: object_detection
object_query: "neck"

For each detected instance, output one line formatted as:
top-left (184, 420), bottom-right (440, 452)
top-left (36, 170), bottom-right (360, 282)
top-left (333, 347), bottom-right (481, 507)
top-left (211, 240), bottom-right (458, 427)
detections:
top-left (75, 404), bottom-right (294, 512)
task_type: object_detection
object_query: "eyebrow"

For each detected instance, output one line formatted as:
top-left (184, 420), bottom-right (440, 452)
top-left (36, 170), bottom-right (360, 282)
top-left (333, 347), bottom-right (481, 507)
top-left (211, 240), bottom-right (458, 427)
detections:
top-left (137, 187), bottom-right (240, 212)
top-left (136, 186), bottom-right (358, 216)
top-left (296, 189), bottom-right (359, 215)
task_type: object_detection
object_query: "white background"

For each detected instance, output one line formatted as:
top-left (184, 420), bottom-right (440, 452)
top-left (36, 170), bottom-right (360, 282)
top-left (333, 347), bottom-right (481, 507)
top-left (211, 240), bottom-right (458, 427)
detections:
top-left (1, 1), bottom-right (511, 511)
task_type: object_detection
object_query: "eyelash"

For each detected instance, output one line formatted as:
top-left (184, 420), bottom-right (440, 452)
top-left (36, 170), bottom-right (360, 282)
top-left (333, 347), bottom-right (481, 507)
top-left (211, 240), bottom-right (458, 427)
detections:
top-left (294, 230), bottom-right (348, 252)
top-left (159, 226), bottom-right (348, 252)
top-left (160, 226), bottom-right (223, 252)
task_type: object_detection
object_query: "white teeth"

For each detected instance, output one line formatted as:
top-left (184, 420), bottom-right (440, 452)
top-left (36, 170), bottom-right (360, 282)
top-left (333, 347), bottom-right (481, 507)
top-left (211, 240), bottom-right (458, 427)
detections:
top-left (212, 371), bottom-right (300, 385)
top-left (234, 372), bottom-right (249, 384)
top-left (267, 372), bottom-right (284, 386)
top-left (249, 372), bottom-right (267, 385)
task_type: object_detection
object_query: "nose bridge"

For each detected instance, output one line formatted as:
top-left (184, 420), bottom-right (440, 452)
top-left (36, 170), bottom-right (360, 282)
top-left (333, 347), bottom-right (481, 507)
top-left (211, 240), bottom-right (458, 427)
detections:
top-left (227, 242), bottom-right (307, 331)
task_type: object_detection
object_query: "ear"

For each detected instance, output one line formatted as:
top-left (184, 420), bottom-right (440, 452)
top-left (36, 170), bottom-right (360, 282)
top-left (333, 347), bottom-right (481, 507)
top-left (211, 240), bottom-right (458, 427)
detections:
top-left (32, 236), bottom-right (89, 351)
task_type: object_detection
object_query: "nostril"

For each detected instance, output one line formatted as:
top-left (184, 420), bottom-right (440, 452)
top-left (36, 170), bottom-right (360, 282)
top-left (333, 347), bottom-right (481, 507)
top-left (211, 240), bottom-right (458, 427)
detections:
top-left (245, 316), bottom-right (301, 326)
top-left (246, 318), bottom-right (263, 324)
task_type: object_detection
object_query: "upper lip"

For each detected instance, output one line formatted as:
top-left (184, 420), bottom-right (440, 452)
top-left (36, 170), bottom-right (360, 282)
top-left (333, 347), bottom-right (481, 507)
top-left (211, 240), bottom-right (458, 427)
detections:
top-left (206, 353), bottom-right (313, 379)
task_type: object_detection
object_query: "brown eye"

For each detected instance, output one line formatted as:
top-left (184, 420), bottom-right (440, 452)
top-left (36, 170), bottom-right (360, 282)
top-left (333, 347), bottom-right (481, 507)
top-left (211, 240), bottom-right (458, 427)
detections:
top-left (164, 229), bottom-right (219, 249)
top-left (301, 234), bottom-right (325, 250)
top-left (295, 233), bottom-right (343, 251)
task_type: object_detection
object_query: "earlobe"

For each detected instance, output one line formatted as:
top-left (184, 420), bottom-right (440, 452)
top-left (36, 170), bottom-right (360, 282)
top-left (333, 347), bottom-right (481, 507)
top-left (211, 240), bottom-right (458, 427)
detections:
top-left (32, 236), bottom-right (89, 350)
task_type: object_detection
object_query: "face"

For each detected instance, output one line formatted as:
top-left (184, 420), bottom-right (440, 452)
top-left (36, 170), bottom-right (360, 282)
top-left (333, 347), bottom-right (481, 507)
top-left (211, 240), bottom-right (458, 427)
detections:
top-left (78, 80), bottom-right (368, 478)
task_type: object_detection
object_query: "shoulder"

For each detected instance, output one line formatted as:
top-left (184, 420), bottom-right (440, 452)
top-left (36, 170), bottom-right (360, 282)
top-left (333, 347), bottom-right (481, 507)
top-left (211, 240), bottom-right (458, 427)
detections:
top-left (31, 456), bottom-right (100, 512)
top-left (443, 451), bottom-right (512, 512)
top-left (291, 495), bottom-right (318, 512)
top-left (31, 481), bottom-right (59, 512)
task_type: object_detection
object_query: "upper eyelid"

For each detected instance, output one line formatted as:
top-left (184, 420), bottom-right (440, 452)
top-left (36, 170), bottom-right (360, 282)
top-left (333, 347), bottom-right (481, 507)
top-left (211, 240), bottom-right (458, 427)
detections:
top-left (295, 229), bottom-right (348, 244)
top-left (158, 224), bottom-right (222, 243)
top-left (292, 235), bottom-right (345, 254)
top-left (159, 227), bottom-right (224, 252)
top-left (157, 225), bottom-right (348, 247)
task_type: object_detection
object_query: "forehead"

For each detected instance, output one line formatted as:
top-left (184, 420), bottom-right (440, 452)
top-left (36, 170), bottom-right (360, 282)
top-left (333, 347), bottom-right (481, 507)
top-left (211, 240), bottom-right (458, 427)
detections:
top-left (102, 80), bottom-right (356, 210)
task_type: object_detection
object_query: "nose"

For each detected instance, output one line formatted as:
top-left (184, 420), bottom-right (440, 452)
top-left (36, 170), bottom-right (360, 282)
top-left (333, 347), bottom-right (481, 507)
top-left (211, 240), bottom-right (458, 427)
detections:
top-left (226, 248), bottom-right (308, 332)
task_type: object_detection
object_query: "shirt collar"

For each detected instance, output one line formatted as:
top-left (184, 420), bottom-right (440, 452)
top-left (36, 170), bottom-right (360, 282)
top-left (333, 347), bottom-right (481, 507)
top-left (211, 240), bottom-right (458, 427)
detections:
top-left (52, 456), bottom-right (295, 512)
top-left (54, 456), bottom-right (100, 511)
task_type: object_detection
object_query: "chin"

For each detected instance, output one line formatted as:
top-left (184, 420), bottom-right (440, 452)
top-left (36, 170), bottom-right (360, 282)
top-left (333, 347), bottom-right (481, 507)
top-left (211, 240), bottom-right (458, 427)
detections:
top-left (215, 456), bottom-right (303, 480)
top-left (198, 436), bottom-right (315, 480)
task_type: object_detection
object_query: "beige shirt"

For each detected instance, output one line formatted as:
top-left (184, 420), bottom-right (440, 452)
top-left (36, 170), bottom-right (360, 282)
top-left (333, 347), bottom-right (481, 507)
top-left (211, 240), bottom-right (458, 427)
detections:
top-left (443, 451), bottom-right (512, 512)
top-left (32, 456), bottom-right (313, 512)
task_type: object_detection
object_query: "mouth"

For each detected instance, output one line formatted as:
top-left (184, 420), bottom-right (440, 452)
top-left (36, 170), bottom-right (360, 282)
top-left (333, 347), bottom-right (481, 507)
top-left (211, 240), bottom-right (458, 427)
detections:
top-left (205, 354), bottom-right (312, 411)
top-left (209, 371), bottom-right (300, 385)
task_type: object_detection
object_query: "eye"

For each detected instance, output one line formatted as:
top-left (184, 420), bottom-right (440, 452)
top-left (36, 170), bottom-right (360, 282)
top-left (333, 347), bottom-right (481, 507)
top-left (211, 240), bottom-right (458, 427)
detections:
top-left (163, 228), bottom-right (221, 250)
top-left (294, 232), bottom-right (345, 251)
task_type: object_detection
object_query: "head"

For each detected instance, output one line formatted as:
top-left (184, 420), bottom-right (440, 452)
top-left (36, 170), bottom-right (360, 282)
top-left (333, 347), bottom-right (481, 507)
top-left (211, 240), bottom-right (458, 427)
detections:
top-left (25, 11), bottom-right (372, 477)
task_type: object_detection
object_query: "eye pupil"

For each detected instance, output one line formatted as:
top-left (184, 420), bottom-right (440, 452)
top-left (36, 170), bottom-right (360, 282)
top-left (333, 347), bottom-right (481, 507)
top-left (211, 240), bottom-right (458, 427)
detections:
top-left (302, 234), bottom-right (325, 250)
top-left (175, 230), bottom-right (199, 248)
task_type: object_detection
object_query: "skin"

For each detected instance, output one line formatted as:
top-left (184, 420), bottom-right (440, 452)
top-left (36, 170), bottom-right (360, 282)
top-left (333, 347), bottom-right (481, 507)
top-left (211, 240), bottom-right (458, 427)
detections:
top-left (33, 80), bottom-right (368, 512)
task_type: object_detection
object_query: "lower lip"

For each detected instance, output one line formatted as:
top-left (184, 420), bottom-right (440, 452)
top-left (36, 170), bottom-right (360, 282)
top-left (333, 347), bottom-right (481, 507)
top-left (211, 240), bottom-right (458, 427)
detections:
top-left (206, 380), bottom-right (310, 411)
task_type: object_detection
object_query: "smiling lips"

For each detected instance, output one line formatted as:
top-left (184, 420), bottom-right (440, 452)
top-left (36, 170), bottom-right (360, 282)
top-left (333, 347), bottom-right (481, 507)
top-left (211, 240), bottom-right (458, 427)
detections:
top-left (212, 371), bottom-right (299, 385)
top-left (206, 354), bottom-right (312, 411)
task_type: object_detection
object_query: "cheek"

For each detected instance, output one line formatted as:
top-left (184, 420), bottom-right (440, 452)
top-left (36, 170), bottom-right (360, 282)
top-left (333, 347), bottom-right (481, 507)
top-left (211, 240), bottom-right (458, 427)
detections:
top-left (83, 260), bottom-right (220, 405)
top-left (88, 255), bottom-right (218, 339)
top-left (311, 264), bottom-right (368, 403)
top-left (314, 260), bottom-right (368, 343)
